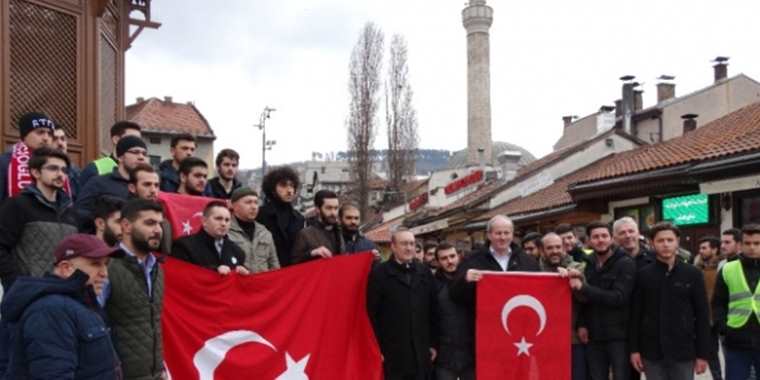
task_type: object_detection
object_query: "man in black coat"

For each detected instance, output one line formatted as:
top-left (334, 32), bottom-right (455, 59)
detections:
top-left (449, 215), bottom-right (539, 370)
top-left (570, 222), bottom-right (636, 380)
top-left (172, 201), bottom-right (249, 276)
top-left (292, 189), bottom-right (345, 264)
top-left (367, 227), bottom-right (438, 380)
top-left (629, 222), bottom-right (710, 380)
top-left (256, 166), bottom-right (305, 267)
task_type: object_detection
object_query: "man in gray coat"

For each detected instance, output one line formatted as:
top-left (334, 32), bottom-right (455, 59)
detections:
top-left (228, 187), bottom-right (279, 273)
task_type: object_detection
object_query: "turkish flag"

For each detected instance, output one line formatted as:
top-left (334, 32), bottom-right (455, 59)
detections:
top-left (477, 272), bottom-right (571, 380)
top-left (162, 253), bottom-right (383, 380)
top-left (157, 192), bottom-right (218, 239)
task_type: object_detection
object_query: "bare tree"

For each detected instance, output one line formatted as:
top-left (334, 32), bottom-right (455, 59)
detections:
top-left (385, 34), bottom-right (419, 194)
top-left (347, 22), bottom-right (384, 220)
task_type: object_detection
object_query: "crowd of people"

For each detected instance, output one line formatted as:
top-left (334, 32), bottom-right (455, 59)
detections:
top-left (0, 113), bottom-right (757, 380)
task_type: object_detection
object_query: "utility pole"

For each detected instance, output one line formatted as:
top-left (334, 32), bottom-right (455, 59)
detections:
top-left (255, 106), bottom-right (276, 175)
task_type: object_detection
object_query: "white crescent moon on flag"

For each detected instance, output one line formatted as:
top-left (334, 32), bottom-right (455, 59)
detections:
top-left (193, 330), bottom-right (277, 380)
top-left (500, 295), bottom-right (547, 336)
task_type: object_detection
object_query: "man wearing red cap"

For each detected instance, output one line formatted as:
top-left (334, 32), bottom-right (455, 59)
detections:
top-left (0, 234), bottom-right (122, 379)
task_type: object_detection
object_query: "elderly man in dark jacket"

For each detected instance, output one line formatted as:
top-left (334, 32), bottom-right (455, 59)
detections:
top-left (629, 222), bottom-right (711, 380)
top-left (292, 190), bottom-right (345, 264)
top-left (367, 227), bottom-right (438, 380)
top-left (0, 234), bottom-right (122, 379)
top-left (570, 222), bottom-right (636, 380)
top-left (172, 201), bottom-right (249, 276)
top-left (256, 166), bottom-right (305, 267)
top-left (0, 147), bottom-right (78, 291)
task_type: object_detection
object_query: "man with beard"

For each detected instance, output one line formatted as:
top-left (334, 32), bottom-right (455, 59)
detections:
top-left (340, 202), bottom-right (378, 256)
top-left (172, 201), bottom-right (249, 276)
top-left (424, 241), bottom-right (439, 272)
top-left (103, 199), bottom-right (166, 380)
top-left (571, 222), bottom-right (635, 380)
top-left (556, 223), bottom-right (590, 263)
top-left (0, 112), bottom-right (55, 202)
top-left (52, 126), bottom-right (81, 200)
top-left (127, 164), bottom-right (173, 254)
top-left (93, 196), bottom-right (125, 246)
top-left (433, 242), bottom-right (473, 380)
top-left (206, 149), bottom-right (242, 199)
top-left (79, 121), bottom-right (141, 187)
top-left (521, 231), bottom-right (542, 259)
top-left (75, 135), bottom-right (148, 224)
top-left (159, 134), bottom-right (196, 193)
top-left (228, 187), bottom-right (279, 273)
top-left (540, 232), bottom-right (588, 380)
top-left (256, 166), bottom-right (305, 267)
top-left (0, 147), bottom-right (78, 291)
top-left (293, 190), bottom-right (345, 263)
top-left (177, 157), bottom-right (209, 196)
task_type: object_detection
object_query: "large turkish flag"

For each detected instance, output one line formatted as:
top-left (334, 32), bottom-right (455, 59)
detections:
top-left (157, 192), bottom-right (217, 239)
top-left (477, 272), bottom-right (571, 380)
top-left (162, 254), bottom-right (383, 380)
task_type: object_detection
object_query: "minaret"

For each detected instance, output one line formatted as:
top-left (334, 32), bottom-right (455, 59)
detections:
top-left (462, 0), bottom-right (494, 166)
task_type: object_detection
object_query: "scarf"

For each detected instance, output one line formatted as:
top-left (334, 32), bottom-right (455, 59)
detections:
top-left (8, 142), bottom-right (72, 197)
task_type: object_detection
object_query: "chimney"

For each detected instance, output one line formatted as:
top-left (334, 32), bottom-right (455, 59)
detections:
top-left (656, 75), bottom-right (676, 102)
top-left (614, 99), bottom-right (623, 118)
top-left (136, 97), bottom-right (145, 103)
top-left (163, 96), bottom-right (173, 103)
top-left (633, 89), bottom-right (644, 111)
top-left (620, 75), bottom-right (637, 134)
top-left (713, 56), bottom-right (729, 83)
top-left (477, 147), bottom-right (486, 170)
top-left (562, 115), bottom-right (576, 128)
top-left (682, 113), bottom-right (698, 133)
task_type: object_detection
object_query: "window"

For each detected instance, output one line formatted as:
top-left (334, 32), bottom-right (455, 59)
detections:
top-left (613, 204), bottom-right (656, 232)
top-left (148, 136), bottom-right (161, 144)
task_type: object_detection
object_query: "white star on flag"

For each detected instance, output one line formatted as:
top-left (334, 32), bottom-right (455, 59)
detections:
top-left (513, 336), bottom-right (533, 356)
top-left (181, 220), bottom-right (192, 235)
top-left (275, 353), bottom-right (310, 380)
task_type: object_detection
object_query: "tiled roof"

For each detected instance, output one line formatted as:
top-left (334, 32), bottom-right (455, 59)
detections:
top-left (575, 101), bottom-right (760, 185)
top-left (365, 217), bottom-right (404, 244)
top-left (126, 97), bottom-right (215, 138)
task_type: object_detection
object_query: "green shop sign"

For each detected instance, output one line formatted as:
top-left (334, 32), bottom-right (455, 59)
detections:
top-left (662, 194), bottom-right (709, 226)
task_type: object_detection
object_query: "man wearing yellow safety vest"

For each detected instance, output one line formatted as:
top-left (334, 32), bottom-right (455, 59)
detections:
top-left (78, 121), bottom-right (142, 187)
top-left (713, 224), bottom-right (760, 380)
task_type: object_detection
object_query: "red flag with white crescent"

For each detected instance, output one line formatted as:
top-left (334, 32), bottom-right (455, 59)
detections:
top-left (157, 192), bottom-right (218, 239)
top-left (162, 254), bottom-right (383, 380)
top-left (477, 272), bottom-right (571, 380)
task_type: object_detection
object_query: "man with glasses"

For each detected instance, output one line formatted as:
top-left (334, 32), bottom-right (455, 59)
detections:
top-left (75, 136), bottom-right (149, 228)
top-left (0, 147), bottom-right (78, 291)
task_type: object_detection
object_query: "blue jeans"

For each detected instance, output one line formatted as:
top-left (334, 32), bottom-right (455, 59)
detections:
top-left (573, 344), bottom-right (590, 380)
top-left (724, 348), bottom-right (760, 380)
top-left (587, 340), bottom-right (629, 380)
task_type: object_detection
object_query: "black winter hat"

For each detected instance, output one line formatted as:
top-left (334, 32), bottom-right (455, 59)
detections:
top-left (18, 112), bottom-right (55, 138)
top-left (115, 135), bottom-right (147, 157)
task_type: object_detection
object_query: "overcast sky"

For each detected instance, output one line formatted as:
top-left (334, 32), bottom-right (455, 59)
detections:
top-left (126, 0), bottom-right (760, 169)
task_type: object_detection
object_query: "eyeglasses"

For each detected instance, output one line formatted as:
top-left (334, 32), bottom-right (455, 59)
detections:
top-left (42, 164), bottom-right (67, 173)
top-left (126, 149), bottom-right (147, 157)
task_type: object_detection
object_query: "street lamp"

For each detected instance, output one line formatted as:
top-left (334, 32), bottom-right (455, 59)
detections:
top-left (255, 106), bottom-right (276, 174)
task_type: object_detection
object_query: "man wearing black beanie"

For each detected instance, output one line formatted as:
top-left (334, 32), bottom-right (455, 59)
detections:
top-left (0, 112), bottom-right (56, 203)
top-left (75, 136), bottom-right (149, 230)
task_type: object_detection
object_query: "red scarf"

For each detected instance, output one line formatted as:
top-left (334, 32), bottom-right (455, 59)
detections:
top-left (7, 142), bottom-right (72, 198)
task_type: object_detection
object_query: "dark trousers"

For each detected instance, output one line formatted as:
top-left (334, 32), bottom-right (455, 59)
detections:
top-left (725, 348), bottom-right (760, 380)
top-left (572, 344), bottom-right (590, 380)
top-left (642, 359), bottom-right (694, 380)
top-left (708, 329), bottom-right (723, 380)
top-left (587, 340), bottom-right (629, 380)
top-left (435, 366), bottom-right (475, 380)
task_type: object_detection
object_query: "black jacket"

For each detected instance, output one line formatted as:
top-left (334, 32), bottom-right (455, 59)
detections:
top-left (0, 186), bottom-right (78, 290)
top-left (0, 271), bottom-right (120, 379)
top-left (712, 255), bottom-right (760, 351)
top-left (171, 229), bottom-right (247, 271)
top-left (158, 160), bottom-right (180, 193)
top-left (629, 259), bottom-right (712, 361)
top-left (74, 168), bottom-right (130, 228)
top-left (205, 177), bottom-right (242, 199)
top-left (449, 243), bottom-right (540, 313)
top-left (434, 271), bottom-right (473, 372)
top-left (577, 249), bottom-right (636, 342)
top-left (256, 199), bottom-right (305, 267)
top-left (367, 259), bottom-right (438, 377)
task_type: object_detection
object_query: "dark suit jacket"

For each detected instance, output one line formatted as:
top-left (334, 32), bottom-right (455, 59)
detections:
top-left (171, 229), bottom-right (246, 271)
